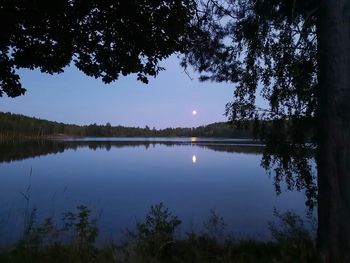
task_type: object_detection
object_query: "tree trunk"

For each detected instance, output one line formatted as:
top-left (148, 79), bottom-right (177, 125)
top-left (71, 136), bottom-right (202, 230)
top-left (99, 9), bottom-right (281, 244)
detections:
top-left (317, 0), bottom-right (350, 262)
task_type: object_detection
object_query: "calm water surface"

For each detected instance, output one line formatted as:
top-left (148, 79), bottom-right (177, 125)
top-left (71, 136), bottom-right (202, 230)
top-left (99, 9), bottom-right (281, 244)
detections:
top-left (0, 138), bottom-right (308, 244)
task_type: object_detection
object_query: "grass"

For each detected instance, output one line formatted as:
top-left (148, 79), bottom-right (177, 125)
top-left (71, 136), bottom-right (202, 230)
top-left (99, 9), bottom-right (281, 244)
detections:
top-left (0, 203), bottom-right (320, 263)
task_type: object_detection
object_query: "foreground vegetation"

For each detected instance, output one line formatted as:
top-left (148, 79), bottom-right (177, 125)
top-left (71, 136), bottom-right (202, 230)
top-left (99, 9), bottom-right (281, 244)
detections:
top-left (0, 203), bottom-right (319, 263)
top-left (0, 111), bottom-right (253, 140)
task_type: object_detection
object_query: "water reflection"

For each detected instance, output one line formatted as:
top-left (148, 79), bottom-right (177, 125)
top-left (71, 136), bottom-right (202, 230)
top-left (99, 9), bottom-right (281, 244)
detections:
top-left (0, 139), bottom-right (263, 164)
top-left (192, 154), bottom-right (197, 163)
top-left (0, 138), bottom-right (309, 244)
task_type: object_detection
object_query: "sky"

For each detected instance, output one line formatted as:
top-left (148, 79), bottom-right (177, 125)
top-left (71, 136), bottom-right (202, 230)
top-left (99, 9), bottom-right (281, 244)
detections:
top-left (0, 55), bottom-right (235, 129)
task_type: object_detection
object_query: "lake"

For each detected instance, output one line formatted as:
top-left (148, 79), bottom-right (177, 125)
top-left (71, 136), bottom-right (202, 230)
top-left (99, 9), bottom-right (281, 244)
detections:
top-left (0, 138), bottom-right (310, 245)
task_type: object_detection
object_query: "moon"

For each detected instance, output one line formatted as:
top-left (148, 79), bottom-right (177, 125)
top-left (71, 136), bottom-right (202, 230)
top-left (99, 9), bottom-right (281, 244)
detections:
top-left (192, 110), bottom-right (197, 115)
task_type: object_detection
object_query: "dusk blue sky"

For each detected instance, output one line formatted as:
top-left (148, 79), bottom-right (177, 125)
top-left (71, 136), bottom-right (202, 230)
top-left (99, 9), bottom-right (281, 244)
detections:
top-left (1, 56), bottom-right (236, 129)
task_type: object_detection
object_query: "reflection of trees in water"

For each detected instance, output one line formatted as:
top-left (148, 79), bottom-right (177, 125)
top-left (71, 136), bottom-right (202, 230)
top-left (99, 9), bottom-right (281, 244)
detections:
top-left (258, 120), bottom-right (317, 210)
top-left (0, 140), bottom-right (67, 163)
top-left (0, 138), bottom-right (316, 209)
top-left (199, 144), bottom-right (263, 155)
top-left (0, 140), bottom-right (264, 164)
top-left (0, 139), bottom-right (315, 206)
top-left (262, 143), bottom-right (317, 210)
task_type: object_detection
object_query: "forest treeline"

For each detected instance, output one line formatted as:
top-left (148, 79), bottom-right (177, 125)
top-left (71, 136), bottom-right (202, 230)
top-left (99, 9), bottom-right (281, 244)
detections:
top-left (0, 111), bottom-right (253, 140)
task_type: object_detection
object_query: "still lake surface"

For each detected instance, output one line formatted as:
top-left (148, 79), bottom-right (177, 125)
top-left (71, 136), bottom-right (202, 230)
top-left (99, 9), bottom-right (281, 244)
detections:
top-left (0, 138), bottom-right (309, 244)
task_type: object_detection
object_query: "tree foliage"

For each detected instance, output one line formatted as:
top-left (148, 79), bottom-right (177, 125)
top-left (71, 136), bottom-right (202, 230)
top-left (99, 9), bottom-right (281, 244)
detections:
top-left (0, 0), bottom-right (194, 97)
top-left (185, 0), bottom-right (318, 121)
top-left (183, 0), bottom-right (319, 207)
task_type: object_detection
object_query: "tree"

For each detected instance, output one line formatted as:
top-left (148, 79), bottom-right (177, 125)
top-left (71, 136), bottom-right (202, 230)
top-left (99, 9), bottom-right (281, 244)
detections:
top-left (0, 0), bottom-right (194, 97)
top-left (128, 203), bottom-right (181, 259)
top-left (184, 0), bottom-right (349, 262)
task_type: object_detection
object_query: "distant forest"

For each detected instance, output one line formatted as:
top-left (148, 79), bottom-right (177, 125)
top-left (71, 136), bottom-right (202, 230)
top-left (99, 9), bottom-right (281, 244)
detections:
top-left (0, 112), bottom-right (253, 140)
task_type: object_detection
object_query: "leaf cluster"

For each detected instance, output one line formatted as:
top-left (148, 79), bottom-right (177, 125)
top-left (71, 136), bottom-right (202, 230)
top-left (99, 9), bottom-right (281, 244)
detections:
top-left (185, 0), bottom-right (318, 121)
top-left (183, 0), bottom-right (320, 207)
top-left (0, 0), bottom-right (195, 97)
